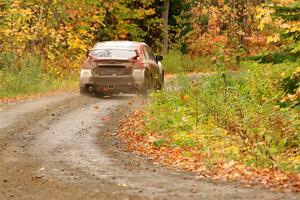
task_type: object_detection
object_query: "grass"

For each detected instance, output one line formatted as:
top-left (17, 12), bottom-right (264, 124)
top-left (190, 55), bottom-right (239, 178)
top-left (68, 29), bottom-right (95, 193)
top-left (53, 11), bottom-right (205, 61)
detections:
top-left (0, 54), bottom-right (79, 99)
top-left (161, 50), bottom-right (218, 73)
top-left (144, 60), bottom-right (300, 172)
top-left (161, 50), bottom-right (241, 74)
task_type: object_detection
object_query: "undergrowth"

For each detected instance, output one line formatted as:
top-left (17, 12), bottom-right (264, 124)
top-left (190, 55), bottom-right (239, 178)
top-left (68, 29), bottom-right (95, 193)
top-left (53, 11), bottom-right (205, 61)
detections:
top-left (0, 53), bottom-right (79, 98)
top-left (144, 60), bottom-right (300, 173)
top-left (162, 50), bottom-right (218, 73)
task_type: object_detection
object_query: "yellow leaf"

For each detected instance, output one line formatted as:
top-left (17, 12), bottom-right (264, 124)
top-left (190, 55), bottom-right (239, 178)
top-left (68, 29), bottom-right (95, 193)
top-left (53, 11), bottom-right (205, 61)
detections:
top-left (181, 95), bottom-right (190, 101)
top-left (267, 34), bottom-right (280, 43)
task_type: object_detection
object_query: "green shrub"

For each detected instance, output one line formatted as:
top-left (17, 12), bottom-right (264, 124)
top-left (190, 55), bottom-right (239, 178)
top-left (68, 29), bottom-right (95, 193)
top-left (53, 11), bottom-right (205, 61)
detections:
top-left (283, 68), bottom-right (300, 94)
top-left (0, 52), bottom-right (16, 70)
top-left (248, 51), bottom-right (299, 64)
top-left (145, 61), bottom-right (300, 172)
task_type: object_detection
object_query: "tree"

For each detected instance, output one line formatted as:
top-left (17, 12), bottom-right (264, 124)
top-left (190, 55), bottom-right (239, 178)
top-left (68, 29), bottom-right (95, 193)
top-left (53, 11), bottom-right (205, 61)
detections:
top-left (161, 0), bottom-right (170, 53)
top-left (168, 0), bottom-right (192, 53)
top-left (187, 0), bottom-right (266, 58)
top-left (257, 0), bottom-right (300, 53)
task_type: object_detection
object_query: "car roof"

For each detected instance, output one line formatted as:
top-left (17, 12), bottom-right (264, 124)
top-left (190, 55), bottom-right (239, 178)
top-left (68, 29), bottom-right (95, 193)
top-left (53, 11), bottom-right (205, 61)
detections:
top-left (93, 41), bottom-right (145, 50)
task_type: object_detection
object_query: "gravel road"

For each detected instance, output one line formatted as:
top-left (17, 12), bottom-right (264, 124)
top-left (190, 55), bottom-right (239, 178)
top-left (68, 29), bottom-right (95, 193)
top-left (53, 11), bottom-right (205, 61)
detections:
top-left (0, 93), bottom-right (299, 200)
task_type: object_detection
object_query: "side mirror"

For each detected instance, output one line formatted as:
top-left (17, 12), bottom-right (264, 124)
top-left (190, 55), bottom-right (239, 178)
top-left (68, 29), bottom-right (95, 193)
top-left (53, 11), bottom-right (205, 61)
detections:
top-left (155, 55), bottom-right (163, 62)
top-left (86, 49), bottom-right (90, 58)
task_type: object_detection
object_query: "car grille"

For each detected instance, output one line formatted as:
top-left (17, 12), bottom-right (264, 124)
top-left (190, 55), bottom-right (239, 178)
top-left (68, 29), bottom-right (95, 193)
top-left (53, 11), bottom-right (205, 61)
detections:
top-left (93, 66), bottom-right (131, 76)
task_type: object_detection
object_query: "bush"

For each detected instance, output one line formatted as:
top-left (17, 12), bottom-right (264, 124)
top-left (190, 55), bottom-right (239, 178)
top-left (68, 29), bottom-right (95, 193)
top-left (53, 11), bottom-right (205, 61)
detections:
top-left (0, 52), bottom-right (16, 70)
top-left (144, 61), bottom-right (300, 172)
top-left (248, 51), bottom-right (299, 64)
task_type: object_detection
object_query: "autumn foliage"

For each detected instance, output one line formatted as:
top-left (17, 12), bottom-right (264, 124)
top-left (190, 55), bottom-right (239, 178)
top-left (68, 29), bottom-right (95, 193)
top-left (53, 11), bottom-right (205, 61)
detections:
top-left (0, 0), bottom-right (163, 67)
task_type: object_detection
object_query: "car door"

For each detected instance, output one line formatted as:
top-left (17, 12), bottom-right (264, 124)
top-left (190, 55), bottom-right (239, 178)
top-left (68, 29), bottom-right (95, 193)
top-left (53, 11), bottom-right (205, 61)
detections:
top-left (144, 45), bottom-right (159, 80)
top-left (142, 45), bottom-right (153, 75)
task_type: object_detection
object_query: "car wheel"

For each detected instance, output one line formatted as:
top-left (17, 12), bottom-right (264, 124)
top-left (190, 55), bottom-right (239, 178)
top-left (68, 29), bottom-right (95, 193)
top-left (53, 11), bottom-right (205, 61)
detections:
top-left (141, 71), bottom-right (152, 97)
top-left (156, 71), bottom-right (164, 90)
top-left (80, 86), bottom-right (90, 96)
top-left (156, 80), bottom-right (162, 90)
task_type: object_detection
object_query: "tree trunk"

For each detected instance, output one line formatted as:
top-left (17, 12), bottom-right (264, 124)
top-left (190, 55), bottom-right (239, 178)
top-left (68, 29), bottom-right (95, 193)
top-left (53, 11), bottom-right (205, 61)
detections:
top-left (240, 0), bottom-right (248, 47)
top-left (161, 0), bottom-right (170, 53)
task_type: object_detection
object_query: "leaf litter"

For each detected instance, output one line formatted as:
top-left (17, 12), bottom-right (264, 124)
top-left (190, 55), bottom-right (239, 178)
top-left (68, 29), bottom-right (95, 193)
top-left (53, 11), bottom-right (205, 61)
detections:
top-left (117, 110), bottom-right (300, 192)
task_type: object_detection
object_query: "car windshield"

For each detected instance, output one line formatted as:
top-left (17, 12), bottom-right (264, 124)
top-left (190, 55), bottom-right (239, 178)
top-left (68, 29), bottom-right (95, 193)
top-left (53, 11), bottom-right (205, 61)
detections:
top-left (90, 49), bottom-right (136, 59)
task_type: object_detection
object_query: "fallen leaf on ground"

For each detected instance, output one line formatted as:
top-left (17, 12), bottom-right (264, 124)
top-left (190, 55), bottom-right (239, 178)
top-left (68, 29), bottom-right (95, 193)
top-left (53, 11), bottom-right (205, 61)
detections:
top-left (101, 115), bottom-right (110, 123)
top-left (117, 110), bottom-right (300, 192)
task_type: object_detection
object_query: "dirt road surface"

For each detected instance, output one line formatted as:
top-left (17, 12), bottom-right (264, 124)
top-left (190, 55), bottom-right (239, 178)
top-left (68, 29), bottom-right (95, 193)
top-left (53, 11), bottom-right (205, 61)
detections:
top-left (0, 93), bottom-right (299, 200)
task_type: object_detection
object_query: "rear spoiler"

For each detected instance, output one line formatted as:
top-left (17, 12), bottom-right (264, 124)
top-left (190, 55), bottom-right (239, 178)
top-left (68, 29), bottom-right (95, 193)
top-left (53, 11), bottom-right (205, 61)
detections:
top-left (88, 49), bottom-right (140, 61)
top-left (90, 48), bottom-right (138, 51)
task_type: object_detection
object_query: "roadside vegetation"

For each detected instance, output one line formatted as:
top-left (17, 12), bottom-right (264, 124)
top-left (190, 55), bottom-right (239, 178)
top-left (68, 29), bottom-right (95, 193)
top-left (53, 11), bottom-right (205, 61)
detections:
top-left (146, 61), bottom-right (300, 172)
top-left (144, 0), bottom-right (300, 172)
top-left (119, 60), bottom-right (300, 190)
top-left (162, 50), bottom-right (218, 73)
top-left (0, 54), bottom-right (78, 98)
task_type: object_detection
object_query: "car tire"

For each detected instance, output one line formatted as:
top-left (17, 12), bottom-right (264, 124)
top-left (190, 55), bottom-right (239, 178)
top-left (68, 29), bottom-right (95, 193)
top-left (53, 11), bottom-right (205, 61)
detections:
top-left (80, 86), bottom-right (90, 96)
top-left (156, 71), bottom-right (164, 90)
top-left (156, 80), bottom-right (162, 90)
top-left (141, 71), bottom-right (152, 97)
